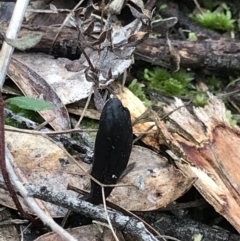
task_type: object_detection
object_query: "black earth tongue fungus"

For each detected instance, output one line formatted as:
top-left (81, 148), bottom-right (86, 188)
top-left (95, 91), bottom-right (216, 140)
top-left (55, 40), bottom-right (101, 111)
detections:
top-left (85, 97), bottom-right (133, 205)
top-left (66, 98), bottom-right (132, 228)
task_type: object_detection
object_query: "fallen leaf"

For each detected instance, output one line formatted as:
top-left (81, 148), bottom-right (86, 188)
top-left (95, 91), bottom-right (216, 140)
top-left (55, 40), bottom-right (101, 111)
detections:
top-left (109, 145), bottom-right (194, 210)
top-left (34, 225), bottom-right (101, 241)
top-left (8, 56), bottom-right (71, 131)
top-left (4, 33), bottom-right (42, 51)
top-left (1, 132), bottom-right (194, 215)
top-left (2, 130), bottom-right (89, 217)
top-left (12, 53), bottom-right (92, 105)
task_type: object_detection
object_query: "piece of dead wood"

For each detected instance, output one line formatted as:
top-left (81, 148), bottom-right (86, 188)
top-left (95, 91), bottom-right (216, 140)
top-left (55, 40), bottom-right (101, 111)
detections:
top-left (135, 37), bottom-right (240, 70)
top-left (24, 183), bottom-right (159, 241)
top-left (155, 96), bottom-right (240, 233)
top-left (137, 212), bottom-right (240, 241)
top-left (1, 22), bottom-right (240, 70)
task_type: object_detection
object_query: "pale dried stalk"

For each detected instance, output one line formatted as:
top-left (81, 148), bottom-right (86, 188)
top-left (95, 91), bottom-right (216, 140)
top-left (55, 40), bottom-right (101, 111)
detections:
top-left (0, 0), bottom-right (30, 87)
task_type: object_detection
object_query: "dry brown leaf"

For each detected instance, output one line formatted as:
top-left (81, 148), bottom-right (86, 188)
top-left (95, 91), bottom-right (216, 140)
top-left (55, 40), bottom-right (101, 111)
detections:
top-left (109, 145), bottom-right (194, 210)
top-left (2, 131), bottom-right (89, 217)
top-left (12, 53), bottom-right (92, 105)
top-left (1, 131), bottom-right (193, 215)
top-left (35, 224), bottom-right (125, 241)
top-left (7, 57), bottom-right (70, 131)
top-left (34, 225), bottom-right (101, 241)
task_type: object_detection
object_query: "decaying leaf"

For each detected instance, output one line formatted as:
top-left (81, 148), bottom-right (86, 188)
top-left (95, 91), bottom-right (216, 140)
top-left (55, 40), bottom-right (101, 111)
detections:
top-left (6, 96), bottom-right (53, 111)
top-left (107, 0), bottom-right (125, 15)
top-left (109, 145), bottom-right (194, 210)
top-left (3, 33), bottom-right (42, 51)
top-left (0, 131), bottom-right (193, 215)
top-left (0, 208), bottom-right (19, 241)
top-left (7, 57), bottom-right (70, 131)
top-left (77, 16), bottom-right (144, 85)
top-left (83, 20), bottom-right (95, 35)
top-left (92, 29), bottom-right (111, 46)
top-left (126, 31), bottom-right (149, 47)
top-left (1, 130), bottom-right (90, 217)
top-left (127, 3), bottom-right (150, 25)
top-left (34, 225), bottom-right (114, 241)
top-left (12, 53), bottom-right (92, 105)
top-left (67, 107), bottom-right (100, 120)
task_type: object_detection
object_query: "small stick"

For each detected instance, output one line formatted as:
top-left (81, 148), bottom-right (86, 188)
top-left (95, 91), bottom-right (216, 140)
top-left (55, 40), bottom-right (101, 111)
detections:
top-left (0, 0), bottom-right (31, 87)
top-left (0, 94), bottom-right (39, 226)
top-left (75, 86), bottom-right (93, 128)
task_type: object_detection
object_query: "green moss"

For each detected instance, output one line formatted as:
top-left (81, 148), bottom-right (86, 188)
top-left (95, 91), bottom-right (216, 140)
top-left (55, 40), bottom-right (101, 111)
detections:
top-left (70, 118), bottom-right (99, 142)
top-left (4, 117), bottom-right (22, 128)
top-left (226, 110), bottom-right (237, 126)
top-left (144, 68), bottom-right (194, 96)
top-left (188, 32), bottom-right (198, 41)
top-left (142, 67), bottom-right (212, 107)
top-left (190, 4), bottom-right (235, 31)
top-left (81, 118), bottom-right (99, 129)
top-left (207, 75), bottom-right (221, 89)
top-left (192, 92), bottom-right (208, 107)
top-left (129, 79), bottom-right (152, 107)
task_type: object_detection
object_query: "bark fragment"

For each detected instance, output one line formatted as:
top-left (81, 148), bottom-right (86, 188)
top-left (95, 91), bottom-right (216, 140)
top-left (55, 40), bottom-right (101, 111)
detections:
top-left (155, 97), bottom-right (240, 233)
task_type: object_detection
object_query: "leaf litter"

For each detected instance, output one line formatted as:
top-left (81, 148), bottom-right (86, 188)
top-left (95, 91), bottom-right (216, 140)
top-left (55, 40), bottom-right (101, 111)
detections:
top-left (1, 131), bottom-right (194, 216)
top-left (0, 0), bottom-right (197, 240)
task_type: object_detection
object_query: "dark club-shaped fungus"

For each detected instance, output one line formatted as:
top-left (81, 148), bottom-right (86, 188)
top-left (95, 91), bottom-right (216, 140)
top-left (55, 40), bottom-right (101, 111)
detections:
top-left (86, 98), bottom-right (133, 204)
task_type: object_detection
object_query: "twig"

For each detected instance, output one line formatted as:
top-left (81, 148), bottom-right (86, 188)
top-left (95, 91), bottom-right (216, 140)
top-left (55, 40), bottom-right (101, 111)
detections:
top-left (50, 0), bottom-right (85, 52)
top-left (67, 184), bottom-right (163, 239)
top-left (101, 186), bottom-right (119, 241)
top-left (5, 148), bottom-right (78, 241)
top-left (5, 125), bottom-right (157, 136)
top-left (5, 126), bottom-right (98, 135)
top-left (192, 0), bottom-right (204, 14)
top-left (75, 86), bottom-right (94, 128)
top-left (26, 9), bottom-right (71, 14)
top-left (0, 0), bottom-right (30, 87)
top-left (34, 117), bottom-right (55, 131)
top-left (100, 0), bottom-right (106, 32)
top-left (25, 183), bottom-right (159, 241)
top-left (0, 94), bottom-right (38, 226)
